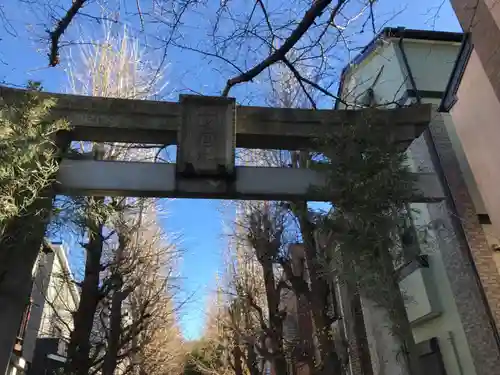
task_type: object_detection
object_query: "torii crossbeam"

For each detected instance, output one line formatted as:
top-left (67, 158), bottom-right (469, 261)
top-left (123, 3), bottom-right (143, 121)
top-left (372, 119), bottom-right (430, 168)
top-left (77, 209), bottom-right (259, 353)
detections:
top-left (1, 86), bottom-right (444, 202)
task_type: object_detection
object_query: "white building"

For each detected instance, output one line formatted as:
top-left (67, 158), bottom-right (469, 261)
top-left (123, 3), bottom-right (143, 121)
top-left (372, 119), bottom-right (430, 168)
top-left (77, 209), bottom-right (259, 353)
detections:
top-left (336, 27), bottom-right (500, 375)
top-left (8, 242), bottom-right (79, 375)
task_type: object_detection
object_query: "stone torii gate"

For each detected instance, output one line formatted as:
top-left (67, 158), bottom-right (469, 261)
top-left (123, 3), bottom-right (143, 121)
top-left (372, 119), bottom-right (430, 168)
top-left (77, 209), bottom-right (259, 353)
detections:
top-left (0, 86), bottom-right (443, 374)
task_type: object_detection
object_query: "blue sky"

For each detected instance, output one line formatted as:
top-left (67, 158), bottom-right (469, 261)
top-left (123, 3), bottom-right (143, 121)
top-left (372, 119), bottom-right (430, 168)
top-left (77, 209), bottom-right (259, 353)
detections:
top-left (0, 0), bottom-right (460, 340)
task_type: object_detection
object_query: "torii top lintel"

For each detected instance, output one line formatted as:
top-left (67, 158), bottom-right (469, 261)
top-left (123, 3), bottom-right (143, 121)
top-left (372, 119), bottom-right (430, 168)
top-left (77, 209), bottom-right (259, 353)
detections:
top-left (0, 86), bottom-right (431, 150)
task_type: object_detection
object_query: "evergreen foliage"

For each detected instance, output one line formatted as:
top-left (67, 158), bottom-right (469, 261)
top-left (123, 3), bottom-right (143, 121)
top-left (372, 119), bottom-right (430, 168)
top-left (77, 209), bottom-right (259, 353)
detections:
top-left (315, 110), bottom-right (419, 353)
top-left (0, 84), bottom-right (68, 239)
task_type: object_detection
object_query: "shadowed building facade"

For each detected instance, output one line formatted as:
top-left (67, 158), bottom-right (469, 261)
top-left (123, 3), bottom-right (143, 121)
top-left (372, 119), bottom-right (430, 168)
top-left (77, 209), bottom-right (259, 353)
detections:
top-left (7, 242), bottom-right (79, 375)
top-left (336, 27), bottom-right (500, 375)
top-left (443, 0), bottom-right (500, 237)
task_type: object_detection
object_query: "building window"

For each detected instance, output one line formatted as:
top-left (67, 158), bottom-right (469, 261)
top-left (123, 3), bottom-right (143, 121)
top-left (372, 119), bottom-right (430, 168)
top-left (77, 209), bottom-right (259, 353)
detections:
top-left (52, 326), bottom-right (67, 357)
top-left (57, 339), bottom-right (68, 357)
top-left (478, 214), bottom-right (492, 225)
top-left (417, 338), bottom-right (447, 375)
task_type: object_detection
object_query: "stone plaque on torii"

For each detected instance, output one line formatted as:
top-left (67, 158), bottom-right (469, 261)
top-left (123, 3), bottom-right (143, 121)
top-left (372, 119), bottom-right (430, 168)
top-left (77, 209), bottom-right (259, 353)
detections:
top-left (0, 86), bottom-right (444, 374)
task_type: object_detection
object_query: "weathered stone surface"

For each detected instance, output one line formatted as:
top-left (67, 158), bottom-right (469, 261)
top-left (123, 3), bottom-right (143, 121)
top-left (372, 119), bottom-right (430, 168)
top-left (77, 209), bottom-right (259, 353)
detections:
top-left (57, 160), bottom-right (444, 202)
top-left (177, 95), bottom-right (235, 178)
top-left (0, 85), bottom-right (432, 150)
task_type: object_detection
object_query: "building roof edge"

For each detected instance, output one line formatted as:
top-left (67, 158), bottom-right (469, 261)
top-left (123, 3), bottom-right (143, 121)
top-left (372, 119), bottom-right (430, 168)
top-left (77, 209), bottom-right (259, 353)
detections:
top-left (335, 27), bottom-right (464, 108)
top-left (439, 33), bottom-right (472, 112)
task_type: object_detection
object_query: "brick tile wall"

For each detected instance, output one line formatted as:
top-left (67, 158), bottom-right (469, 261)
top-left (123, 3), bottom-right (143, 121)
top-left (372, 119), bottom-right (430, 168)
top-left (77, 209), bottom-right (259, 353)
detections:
top-left (424, 108), bottom-right (500, 374)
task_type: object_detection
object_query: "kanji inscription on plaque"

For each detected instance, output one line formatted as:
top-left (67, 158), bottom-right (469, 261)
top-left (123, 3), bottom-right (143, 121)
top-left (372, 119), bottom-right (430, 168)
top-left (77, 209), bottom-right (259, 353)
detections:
top-left (177, 95), bottom-right (235, 178)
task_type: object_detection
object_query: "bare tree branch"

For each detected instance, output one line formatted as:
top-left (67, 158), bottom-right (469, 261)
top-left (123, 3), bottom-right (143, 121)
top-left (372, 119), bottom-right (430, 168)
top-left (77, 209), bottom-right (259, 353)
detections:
top-left (48, 0), bottom-right (88, 67)
top-left (221, 0), bottom-right (345, 96)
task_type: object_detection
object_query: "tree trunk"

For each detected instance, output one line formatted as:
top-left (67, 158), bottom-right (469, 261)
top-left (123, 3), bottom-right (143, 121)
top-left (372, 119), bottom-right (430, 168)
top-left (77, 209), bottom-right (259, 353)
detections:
top-left (348, 286), bottom-right (374, 375)
top-left (293, 151), bottom-right (343, 375)
top-left (244, 311), bottom-right (260, 375)
top-left (0, 208), bottom-right (50, 375)
top-left (379, 246), bottom-right (421, 375)
top-left (355, 246), bottom-right (421, 375)
top-left (232, 340), bottom-right (244, 375)
top-left (306, 258), bottom-right (343, 375)
top-left (245, 342), bottom-right (260, 375)
top-left (65, 212), bottom-right (104, 375)
top-left (296, 208), bottom-right (343, 375)
top-left (261, 260), bottom-right (288, 375)
top-left (102, 288), bottom-right (125, 375)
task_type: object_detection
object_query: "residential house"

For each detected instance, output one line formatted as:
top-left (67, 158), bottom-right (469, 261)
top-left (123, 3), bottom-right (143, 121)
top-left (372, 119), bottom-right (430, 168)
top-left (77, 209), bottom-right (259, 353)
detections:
top-left (8, 242), bottom-right (79, 375)
top-left (335, 27), bottom-right (500, 375)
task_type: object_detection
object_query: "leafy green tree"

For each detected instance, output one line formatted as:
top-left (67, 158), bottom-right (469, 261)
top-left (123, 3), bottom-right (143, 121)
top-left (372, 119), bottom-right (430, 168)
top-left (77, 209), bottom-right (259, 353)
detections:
top-left (0, 82), bottom-right (69, 374)
top-left (0, 84), bottom-right (67, 240)
top-left (313, 111), bottom-right (422, 375)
